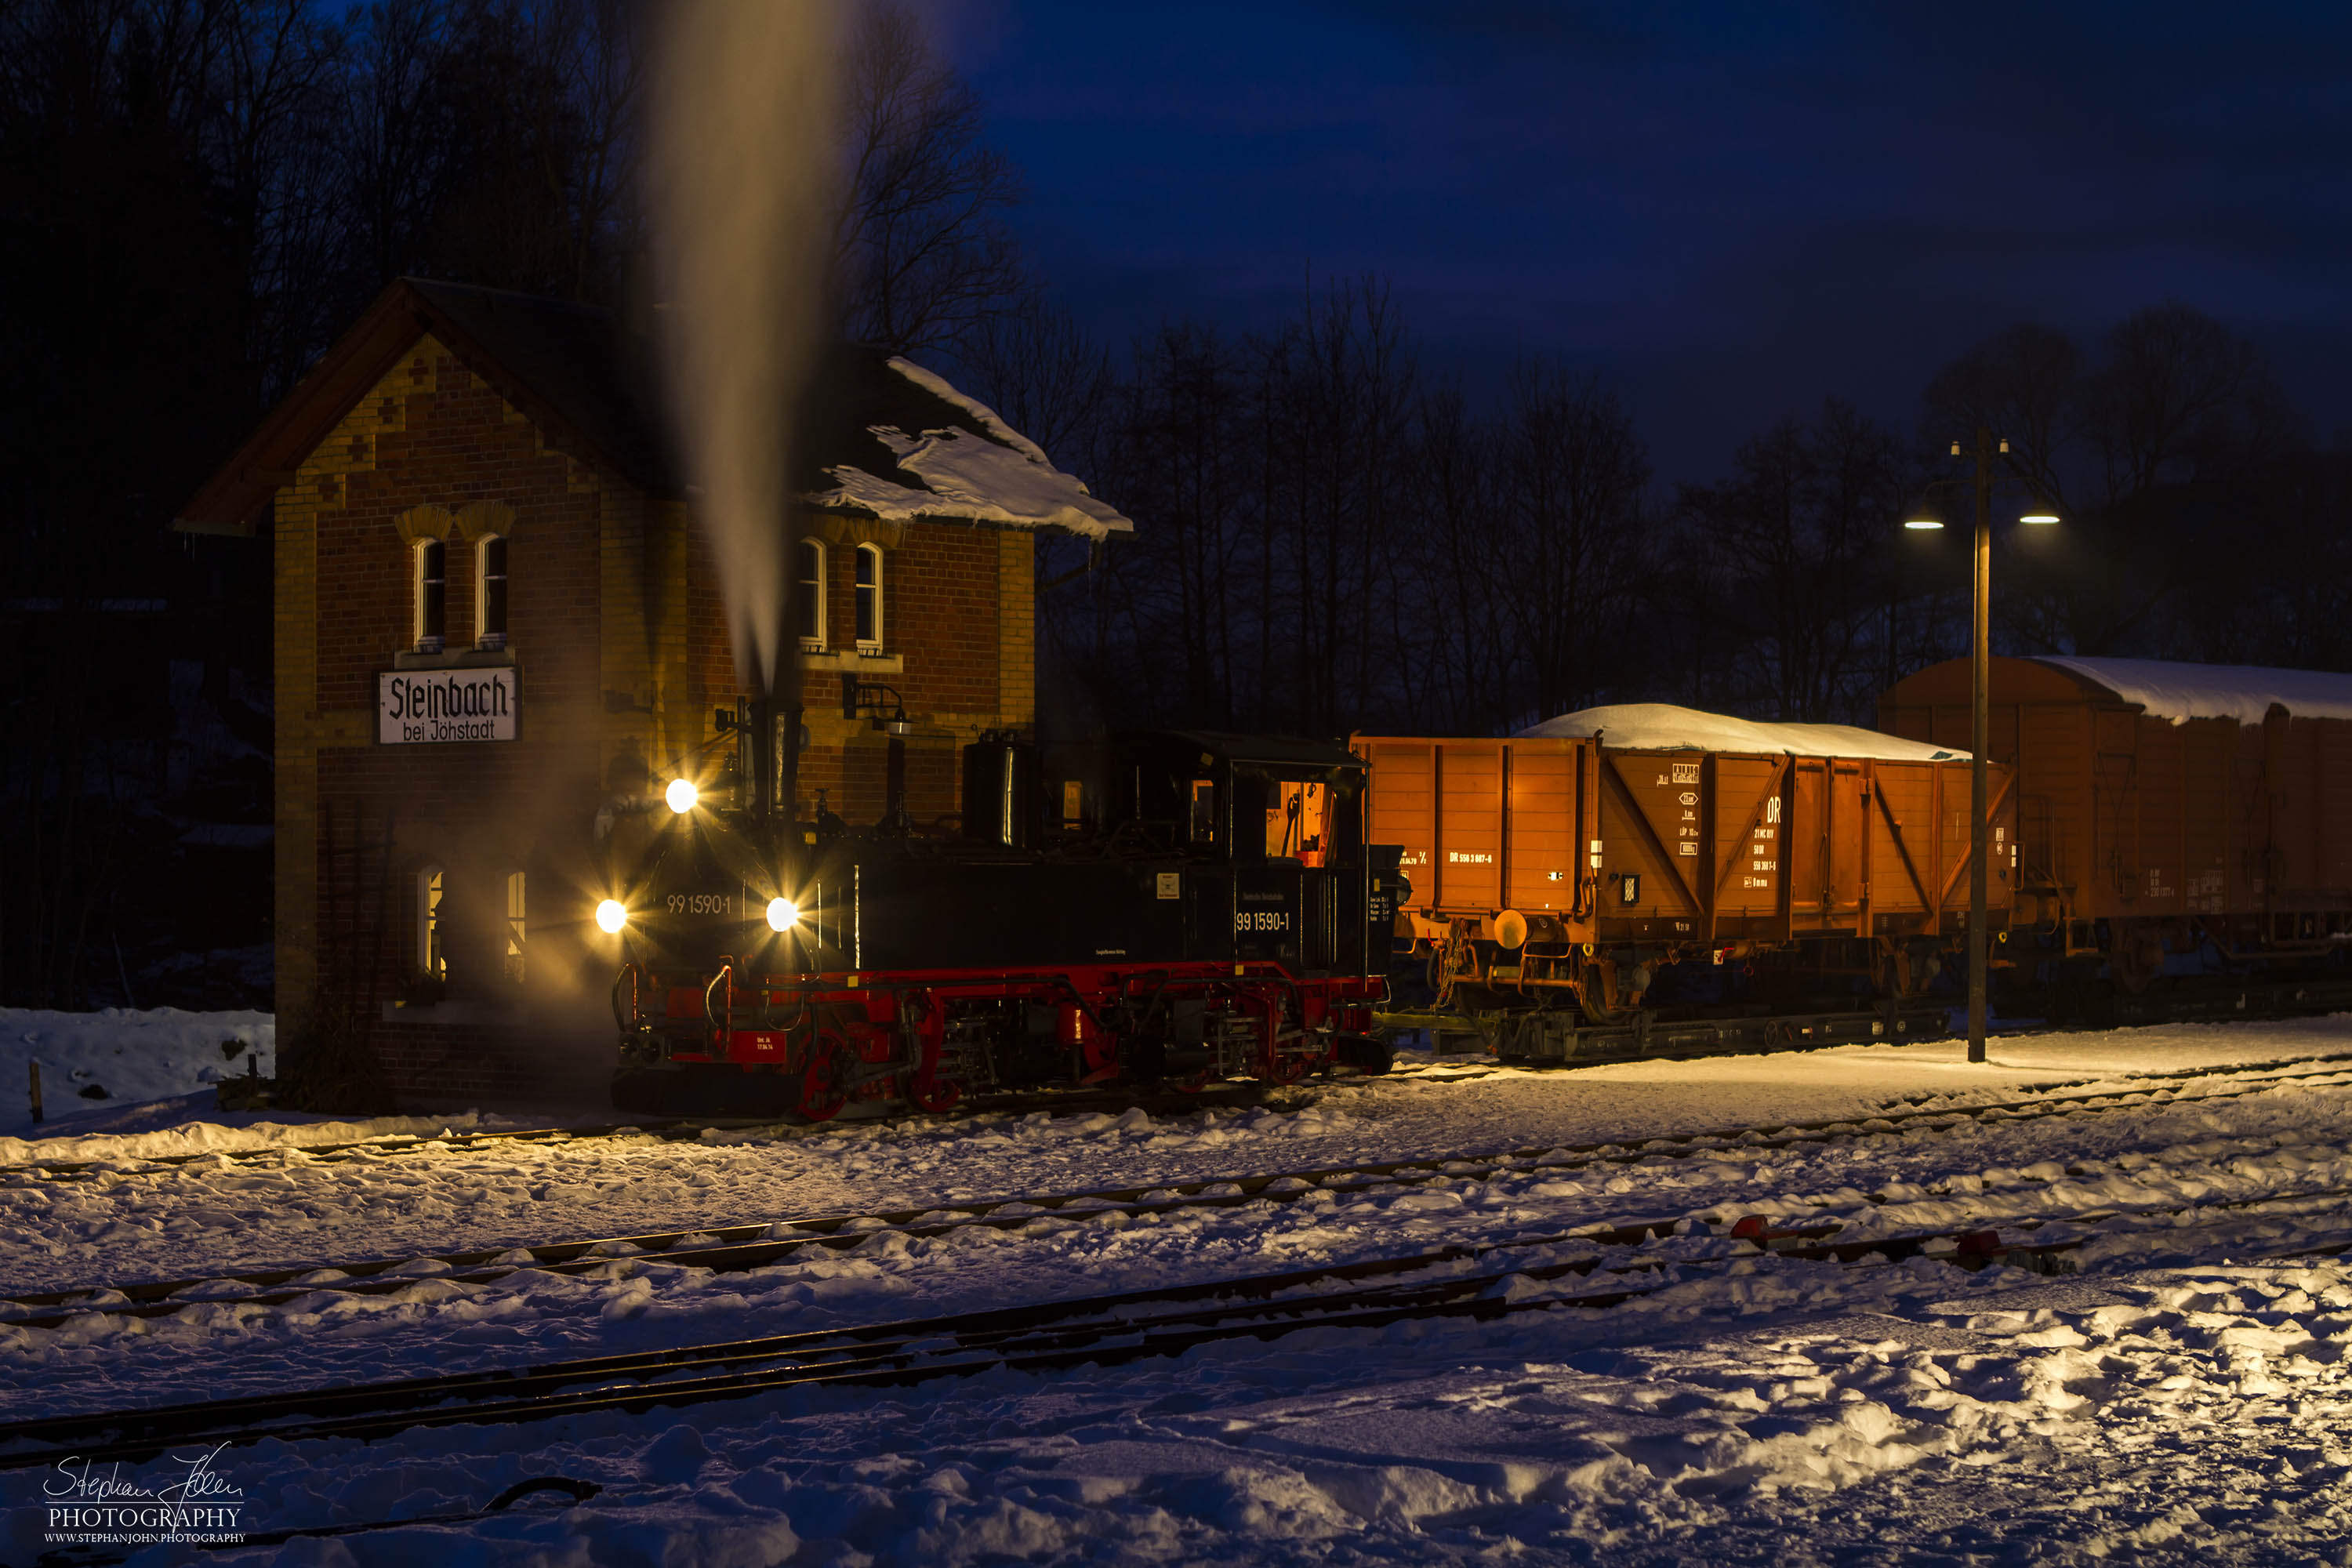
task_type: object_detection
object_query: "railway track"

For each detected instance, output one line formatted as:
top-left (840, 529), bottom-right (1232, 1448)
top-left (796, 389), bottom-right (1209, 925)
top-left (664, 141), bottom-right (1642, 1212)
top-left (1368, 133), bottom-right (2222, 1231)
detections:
top-left (14, 1051), bottom-right (2350, 1332)
top-left (10, 985), bottom-right (2344, 1185)
top-left (1390, 976), bottom-right (2352, 1067)
top-left (2, 1081), bottom-right (1294, 1181)
top-left (11, 1170), bottom-right (2349, 1475)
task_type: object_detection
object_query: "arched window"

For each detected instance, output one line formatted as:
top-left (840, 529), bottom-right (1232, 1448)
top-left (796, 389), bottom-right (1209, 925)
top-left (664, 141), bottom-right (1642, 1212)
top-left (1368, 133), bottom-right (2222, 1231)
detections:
top-left (503, 870), bottom-right (526, 983)
top-left (418, 866), bottom-right (445, 979)
top-left (855, 543), bottom-right (884, 652)
top-left (797, 538), bottom-right (826, 649)
top-left (414, 539), bottom-right (447, 652)
top-left (476, 535), bottom-right (508, 649)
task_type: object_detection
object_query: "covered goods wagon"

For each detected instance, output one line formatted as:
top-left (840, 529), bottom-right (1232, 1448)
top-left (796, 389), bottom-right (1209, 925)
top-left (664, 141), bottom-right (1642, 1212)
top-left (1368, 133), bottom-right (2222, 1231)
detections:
top-left (1880, 656), bottom-right (2352, 990)
top-left (1355, 706), bottom-right (2015, 1022)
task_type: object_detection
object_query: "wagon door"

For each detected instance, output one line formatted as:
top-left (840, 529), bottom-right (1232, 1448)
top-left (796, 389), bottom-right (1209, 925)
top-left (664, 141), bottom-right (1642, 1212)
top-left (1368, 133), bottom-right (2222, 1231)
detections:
top-left (1595, 749), bottom-right (1706, 939)
top-left (1828, 761), bottom-right (1867, 931)
top-left (1362, 740), bottom-right (1435, 914)
top-left (1711, 754), bottom-right (1785, 938)
top-left (1436, 742), bottom-right (1504, 915)
top-left (1788, 759), bottom-right (1829, 932)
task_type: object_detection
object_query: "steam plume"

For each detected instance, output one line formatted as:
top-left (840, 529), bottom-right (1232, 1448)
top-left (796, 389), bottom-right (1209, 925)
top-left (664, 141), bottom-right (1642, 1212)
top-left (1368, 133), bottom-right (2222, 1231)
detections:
top-left (648, 2), bottom-right (838, 695)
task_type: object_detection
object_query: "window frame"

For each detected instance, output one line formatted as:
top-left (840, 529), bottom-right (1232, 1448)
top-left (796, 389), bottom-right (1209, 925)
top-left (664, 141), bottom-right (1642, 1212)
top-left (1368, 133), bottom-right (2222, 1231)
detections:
top-left (418, 866), bottom-right (445, 979)
top-left (854, 542), bottom-right (884, 652)
top-left (475, 534), bottom-right (508, 650)
top-left (413, 539), bottom-right (447, 652)
top-left (502, 869), bottom-right (526, 984)
top-left (797, 538), bottom-right (828, 651)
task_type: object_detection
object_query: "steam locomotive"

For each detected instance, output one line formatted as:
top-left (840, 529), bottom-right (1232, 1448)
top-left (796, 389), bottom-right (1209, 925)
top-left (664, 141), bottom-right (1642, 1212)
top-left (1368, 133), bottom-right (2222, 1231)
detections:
top-left (598, 697), bottom-right (1404, 1119)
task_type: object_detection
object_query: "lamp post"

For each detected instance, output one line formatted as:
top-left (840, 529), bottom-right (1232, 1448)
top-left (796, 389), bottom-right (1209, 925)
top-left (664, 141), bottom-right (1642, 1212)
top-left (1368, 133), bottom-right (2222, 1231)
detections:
top-left (1904, 429), bottom-right (2057, 1064)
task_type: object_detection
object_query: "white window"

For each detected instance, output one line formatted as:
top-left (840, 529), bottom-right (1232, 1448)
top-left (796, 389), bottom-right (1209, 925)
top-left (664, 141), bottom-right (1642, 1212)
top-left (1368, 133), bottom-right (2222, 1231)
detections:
top-left (418, 867), bottom-right (445, 979)
top-left (855, 543), bottom-right (884, 652)
top-left (503, 870), bottom-right (526, 983)
top-left (476, 535), bottom-right (508, 649)
top-left (413, 539), bottom-right (447, 652)
top-left (797, 539), bottom-right (826, 650)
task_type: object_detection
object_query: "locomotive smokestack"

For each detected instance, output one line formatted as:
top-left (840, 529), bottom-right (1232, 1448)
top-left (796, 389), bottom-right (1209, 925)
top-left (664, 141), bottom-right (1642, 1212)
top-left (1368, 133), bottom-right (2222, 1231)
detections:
top-left (750, 692), bottom-right (779, 825)
top-left (744, 686), bottom-right (802, 828)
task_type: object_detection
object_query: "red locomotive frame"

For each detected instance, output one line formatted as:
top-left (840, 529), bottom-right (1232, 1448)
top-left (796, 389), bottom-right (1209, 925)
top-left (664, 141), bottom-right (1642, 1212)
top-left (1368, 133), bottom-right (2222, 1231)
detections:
top-left (615, 959), bottom-right (1386, 1120)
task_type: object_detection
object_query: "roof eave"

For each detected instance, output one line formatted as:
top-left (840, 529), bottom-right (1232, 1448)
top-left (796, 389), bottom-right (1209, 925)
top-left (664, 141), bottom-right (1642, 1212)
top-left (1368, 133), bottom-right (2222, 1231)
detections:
top-left (173, 289), bottom-right (432, 536)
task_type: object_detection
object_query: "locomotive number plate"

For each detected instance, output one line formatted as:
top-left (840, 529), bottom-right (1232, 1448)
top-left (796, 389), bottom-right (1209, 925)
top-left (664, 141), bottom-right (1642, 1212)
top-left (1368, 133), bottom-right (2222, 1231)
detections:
top-left (1237, 909), bottom-right (1291, 931)
top-left (667, 892), bottom-right (739, 916)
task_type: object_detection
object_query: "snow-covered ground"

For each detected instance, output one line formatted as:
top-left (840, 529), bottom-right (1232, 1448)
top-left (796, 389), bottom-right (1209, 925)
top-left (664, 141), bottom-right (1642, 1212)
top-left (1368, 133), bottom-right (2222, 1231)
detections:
top-left (0, 1007), bottom-right (273, 1140)
top-left (6, 1015), bottom-right (2352, 1563)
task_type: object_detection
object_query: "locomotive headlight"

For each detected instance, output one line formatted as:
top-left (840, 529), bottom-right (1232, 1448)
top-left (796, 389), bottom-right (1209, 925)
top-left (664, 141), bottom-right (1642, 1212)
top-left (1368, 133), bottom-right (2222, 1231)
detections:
top-left (765, 897), bottom-right (799, 932)
top-left (595, 898), bottom-right (629, 934)
top-left (664, 778), bottom-right (699, 814)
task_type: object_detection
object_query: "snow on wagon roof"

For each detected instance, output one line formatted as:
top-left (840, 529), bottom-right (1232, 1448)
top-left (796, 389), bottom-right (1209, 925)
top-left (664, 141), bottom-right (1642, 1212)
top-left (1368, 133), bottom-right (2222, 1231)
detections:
top-left (1520, 703), bottom-right (1967, 761)
top-left (2034, 656), bottom-right (2352, 726)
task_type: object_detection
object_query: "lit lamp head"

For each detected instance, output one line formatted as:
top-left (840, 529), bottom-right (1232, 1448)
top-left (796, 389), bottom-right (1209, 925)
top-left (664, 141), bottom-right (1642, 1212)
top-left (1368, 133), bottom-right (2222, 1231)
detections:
top-left (594, 899), bottom-right (628, 935)
top-left (1903, 500), bottom-right (1946, 532)
top-left (765, 896), bottom-right (799, 933)
top-left (664, 778), bottom-right (699, 814)
top-left (2019, 497), bottom-right (2060, 525)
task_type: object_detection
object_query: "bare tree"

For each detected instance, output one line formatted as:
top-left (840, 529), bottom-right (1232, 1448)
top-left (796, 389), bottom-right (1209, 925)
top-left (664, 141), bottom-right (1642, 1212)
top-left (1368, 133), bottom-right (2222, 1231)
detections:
top-left (1922, 303), bottom-right (2306, 659)
top-left (1495, 361), bottom-right (1652, 725)
top-left (833, 1), bottom-right (1022, 357)
top-left (1678, 399), bottom-right (1907, 722)
top-left (1403, 385), bottom-right (1515, 733)
top-left (959, 288), bottom-right (1112, 466)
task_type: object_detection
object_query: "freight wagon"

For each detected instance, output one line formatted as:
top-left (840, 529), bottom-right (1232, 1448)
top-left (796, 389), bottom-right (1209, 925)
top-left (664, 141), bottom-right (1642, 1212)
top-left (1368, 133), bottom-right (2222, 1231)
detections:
top-left (1881, 656), bottom-right (2352, 993)
top-left (1355, 706), bottom-right (2016, 1025)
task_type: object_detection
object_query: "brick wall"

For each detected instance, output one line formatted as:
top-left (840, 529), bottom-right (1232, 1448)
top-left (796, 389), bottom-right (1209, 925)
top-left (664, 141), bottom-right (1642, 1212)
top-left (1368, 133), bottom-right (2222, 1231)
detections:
top-left (275, 332), bottom-right (1047, 1101)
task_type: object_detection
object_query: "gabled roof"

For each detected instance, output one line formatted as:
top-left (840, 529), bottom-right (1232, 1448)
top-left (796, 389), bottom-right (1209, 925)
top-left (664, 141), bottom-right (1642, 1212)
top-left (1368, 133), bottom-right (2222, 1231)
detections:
top-left (177, 278), bottom-right (1132, 539)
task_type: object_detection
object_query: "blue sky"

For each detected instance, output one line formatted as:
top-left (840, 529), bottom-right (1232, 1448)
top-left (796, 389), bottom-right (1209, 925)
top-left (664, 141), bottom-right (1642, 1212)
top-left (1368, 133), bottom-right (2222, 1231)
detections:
top-left (928, 2), bottom-right (2352, 485)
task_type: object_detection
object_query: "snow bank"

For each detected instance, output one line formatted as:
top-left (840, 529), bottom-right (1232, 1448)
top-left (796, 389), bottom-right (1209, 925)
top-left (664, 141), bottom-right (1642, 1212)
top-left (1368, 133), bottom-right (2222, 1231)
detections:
top-left (12, 1016), bottom-right (2352, 1563)
top-left (2036, 654), bottom-right (2352, 726)
top-left (0, 1109), bottom-right (546, 1167)
top-left (1523, 702), bottom-right (1965, 761)
top-left (0, 1007), bottom-right (272, 1140)
top-left (73, 1254), bottom-right (2352, 1565)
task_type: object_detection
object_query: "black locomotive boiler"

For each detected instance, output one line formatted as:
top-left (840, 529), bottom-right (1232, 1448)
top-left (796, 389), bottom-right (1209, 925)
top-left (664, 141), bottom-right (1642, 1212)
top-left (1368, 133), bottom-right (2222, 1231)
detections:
top-left (597, 703), bottom-right (1405, 1120)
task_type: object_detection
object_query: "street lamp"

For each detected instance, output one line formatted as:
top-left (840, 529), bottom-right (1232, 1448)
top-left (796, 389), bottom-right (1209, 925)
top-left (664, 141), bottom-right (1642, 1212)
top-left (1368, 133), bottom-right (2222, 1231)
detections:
top-left (1902, 427), bottom-right (2060, 1065)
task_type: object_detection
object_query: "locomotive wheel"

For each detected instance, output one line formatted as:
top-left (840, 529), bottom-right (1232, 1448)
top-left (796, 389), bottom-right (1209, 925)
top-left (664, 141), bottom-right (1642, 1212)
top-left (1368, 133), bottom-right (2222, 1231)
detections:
top-left (797, 1032), bottom-right (849, 1122)
top-left (1262, 1051), bottom-right (1312, 1086)
top-left (908, 1069), bottom-right (961, 1113)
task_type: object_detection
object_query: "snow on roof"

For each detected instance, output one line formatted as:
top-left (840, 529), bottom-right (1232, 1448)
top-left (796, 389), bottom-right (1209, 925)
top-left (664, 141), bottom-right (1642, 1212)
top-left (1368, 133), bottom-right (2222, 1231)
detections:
top-left (884, 356), bottom-right (1051, 464)
top-left (804, 360), bottom-right (1134, 539)
top-left (2034, 655), bottom-right (2352, 726)
top-left (1520, 702), bottom-right (1967, 761)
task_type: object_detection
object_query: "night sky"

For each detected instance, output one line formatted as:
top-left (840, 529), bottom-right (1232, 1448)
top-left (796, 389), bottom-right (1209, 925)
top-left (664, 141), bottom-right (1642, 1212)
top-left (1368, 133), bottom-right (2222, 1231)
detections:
top-left (936, 2), bottom-right (2352, 486)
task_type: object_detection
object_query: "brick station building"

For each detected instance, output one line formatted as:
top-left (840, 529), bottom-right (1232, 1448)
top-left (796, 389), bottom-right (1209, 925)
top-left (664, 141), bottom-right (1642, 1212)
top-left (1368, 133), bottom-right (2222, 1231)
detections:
top-left (177, 278), bottom-right (1130, 1099)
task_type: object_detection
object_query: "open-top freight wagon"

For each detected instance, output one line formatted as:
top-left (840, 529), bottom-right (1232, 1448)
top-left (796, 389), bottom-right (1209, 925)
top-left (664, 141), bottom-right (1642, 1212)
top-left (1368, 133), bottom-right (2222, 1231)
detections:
top-left (1355, 706), bottom-right (2016, 1037)
top-left (1882, 656), bottom-right (2352, 996)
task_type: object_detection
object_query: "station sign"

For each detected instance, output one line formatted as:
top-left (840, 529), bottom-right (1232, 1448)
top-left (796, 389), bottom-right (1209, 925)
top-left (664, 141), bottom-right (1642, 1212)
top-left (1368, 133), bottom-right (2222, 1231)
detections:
top-left (377, 667), bottom-right (519, 744)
